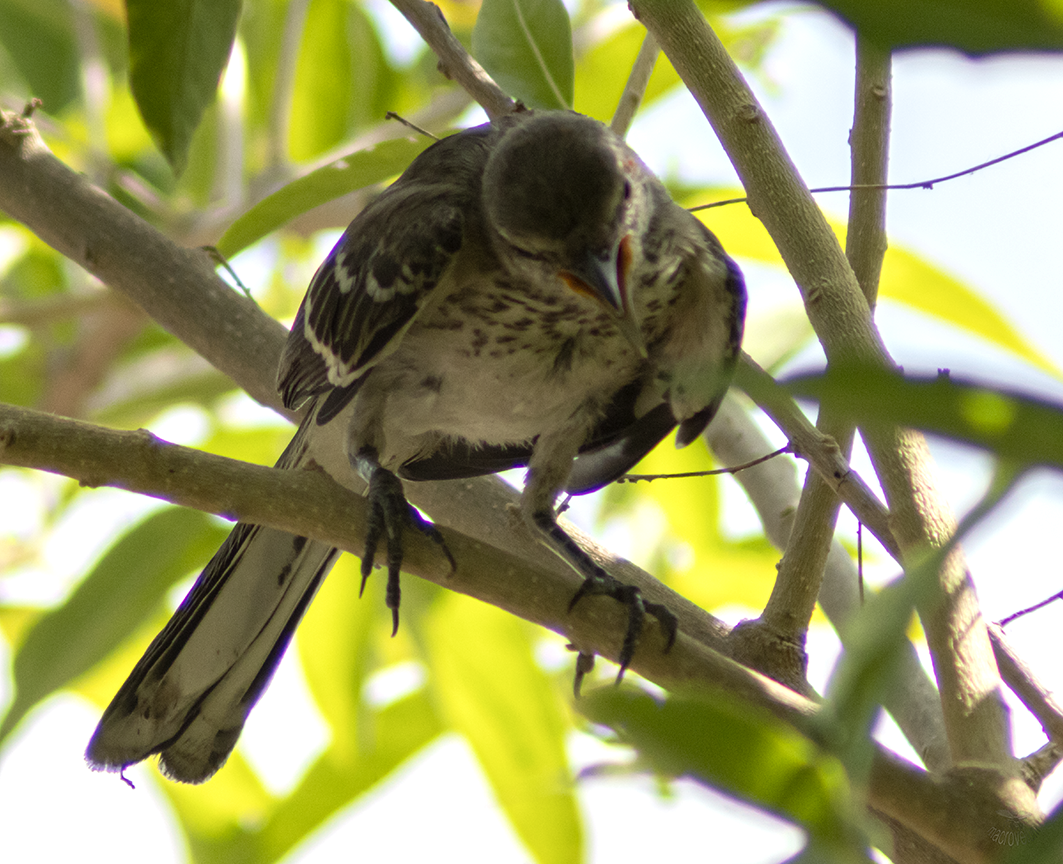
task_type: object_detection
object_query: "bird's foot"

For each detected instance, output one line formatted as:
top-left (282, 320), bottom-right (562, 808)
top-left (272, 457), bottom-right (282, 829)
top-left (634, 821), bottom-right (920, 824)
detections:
top-left (568, 573), bottom-right (677, 684)
top-left (360, 454), bottom-right (454, 636)
top-left (532, 509), bottom-right (676, 687)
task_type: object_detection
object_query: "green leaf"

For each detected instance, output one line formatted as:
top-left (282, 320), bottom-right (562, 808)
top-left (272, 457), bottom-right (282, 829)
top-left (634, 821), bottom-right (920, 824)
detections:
top-left (573, 22), bottom-right (676, 121)
top-left (0, 507), bottom-right (229, 746)
top-left (287, 0), bottom-right (396, 161)
top-left (581, 688), bottom-right (864, 858)
top-left (0, 0), bottom-right (80, 112)
top-left (426, 593), bottom-right (582, 864)
top-left (473, 0), bottom-right (574, 110)
top-left (297, 555), bottom-right (377, 761)
top-left (125, 0), bottom-right (242, 173)
top-left (215, 136), bottom-right (434, 258)
top-left (788, 366), bottom-right (1063, 469)
top-left (811, 0), bottom-right (1063, 53)
top-left (255, 689), bottom-right (444, 863)
top-left (287, 0), bottom-right (352, 161)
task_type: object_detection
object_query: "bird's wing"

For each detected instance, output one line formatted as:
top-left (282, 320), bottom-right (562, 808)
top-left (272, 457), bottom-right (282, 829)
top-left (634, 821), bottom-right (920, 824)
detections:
top-left (278, 124), bottom-right (496, 411)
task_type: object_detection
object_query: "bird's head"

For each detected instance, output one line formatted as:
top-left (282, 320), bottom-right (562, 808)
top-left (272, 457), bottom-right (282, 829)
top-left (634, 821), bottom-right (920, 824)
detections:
top-left (483, 112), bottom-right (648, 356)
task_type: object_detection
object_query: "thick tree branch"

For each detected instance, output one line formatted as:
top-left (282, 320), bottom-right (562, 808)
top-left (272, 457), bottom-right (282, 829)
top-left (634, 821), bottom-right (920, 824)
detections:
top-left (0, 400), bottom-right (1018, 863)
top-left (707, 396), bottom-right (952, 773)
top-left (629, 1), bottom-right (1025, 800)
top-left (732, 37), bottom-right (894, 686)
top-left (0, 401), bottom-right (729, 685)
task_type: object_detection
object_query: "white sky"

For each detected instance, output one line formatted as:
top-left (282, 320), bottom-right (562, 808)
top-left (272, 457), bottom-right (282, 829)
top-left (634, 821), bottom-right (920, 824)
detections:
top-left (3, 3), bottom-right (1063, 862)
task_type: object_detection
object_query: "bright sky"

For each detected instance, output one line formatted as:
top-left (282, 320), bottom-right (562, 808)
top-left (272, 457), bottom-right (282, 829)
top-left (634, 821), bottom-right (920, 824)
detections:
top-left (3, 4), bottom-right (1063, 862)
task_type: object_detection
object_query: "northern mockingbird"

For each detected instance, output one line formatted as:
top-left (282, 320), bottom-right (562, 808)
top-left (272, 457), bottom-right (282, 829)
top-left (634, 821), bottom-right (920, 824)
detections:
top-left (86, 110), bottom-right (746, 783)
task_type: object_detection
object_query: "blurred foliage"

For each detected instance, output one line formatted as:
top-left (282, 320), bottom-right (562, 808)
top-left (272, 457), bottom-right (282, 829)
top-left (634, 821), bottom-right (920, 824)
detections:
top-left (581, 687), bottom-right (866, 861)
top-left (2, 1), bottom-right (1062, 863)
top-left (814, 0), bottom-right (1063, 53)
top-left (790, 367), bottom-right (1063, 470)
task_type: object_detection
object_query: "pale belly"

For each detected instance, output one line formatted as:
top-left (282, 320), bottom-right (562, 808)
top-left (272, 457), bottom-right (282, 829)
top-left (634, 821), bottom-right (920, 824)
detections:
top-left (374, 316), bottom-right (646, 451)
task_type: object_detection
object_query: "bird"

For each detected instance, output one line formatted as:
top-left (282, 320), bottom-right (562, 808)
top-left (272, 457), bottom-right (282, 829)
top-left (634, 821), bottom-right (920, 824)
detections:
top-left (85, 109), bottom-right (746, 784)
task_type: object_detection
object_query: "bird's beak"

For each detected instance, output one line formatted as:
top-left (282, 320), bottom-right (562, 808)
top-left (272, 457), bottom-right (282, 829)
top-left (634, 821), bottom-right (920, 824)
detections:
top-left (560, 235), bottom-right (647, 358)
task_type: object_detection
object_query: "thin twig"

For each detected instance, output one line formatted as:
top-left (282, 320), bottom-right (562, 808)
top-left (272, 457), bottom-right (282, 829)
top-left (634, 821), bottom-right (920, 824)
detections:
top-left (857, 521), bottom-right (864, 603)
top-left (997, 589), bottom-right (1063, 628)
top-left (619, 445), bottom-right (789, 483)
top-left (691, 129), bottom-right (1063, 212)
top-left (385, 111), bottom-right (440, 141)
top-left (611, 32), bottom-right (659, 138)
top-left (202, 246), bottom-right (253, 298)
top-left (388, 0), bottom-right (515, 119)
top-left (988, 623), bottom-right (1063, 744)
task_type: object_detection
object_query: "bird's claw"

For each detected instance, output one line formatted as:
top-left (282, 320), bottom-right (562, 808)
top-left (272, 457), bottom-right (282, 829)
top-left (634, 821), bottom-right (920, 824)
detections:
top-left (362, 467), bottom-right (453, 637)
top-left (569, 575), bottom-right (678, 682)
top-left (572, 651), bottom-right (596, 698)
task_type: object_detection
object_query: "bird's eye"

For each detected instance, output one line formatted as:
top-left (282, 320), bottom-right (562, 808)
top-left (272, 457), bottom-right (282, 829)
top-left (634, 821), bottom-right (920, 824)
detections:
top-left (622, 181), bottom-right (632, 200)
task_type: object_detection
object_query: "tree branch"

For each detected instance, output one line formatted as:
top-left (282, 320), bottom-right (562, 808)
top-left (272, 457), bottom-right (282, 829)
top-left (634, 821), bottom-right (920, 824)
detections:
top-left (735, 354), bottom-right (899, 560)
top-left (706, 396), bottom-right (951, 773)
top-left (629, 1), bottom-right (1027, 800)
top-left (731, 35), bottom-right (894, 687)
top-left (0, 399), bottom-right (1015, 863)
top-left (989, 624), bottom-right (1063, 745)
top-left (610, 32), bottom-right (659, 137)
top-left (0, 400), bottom-right (728, 685)
top-left (388, 0), bottom-right (515, 119)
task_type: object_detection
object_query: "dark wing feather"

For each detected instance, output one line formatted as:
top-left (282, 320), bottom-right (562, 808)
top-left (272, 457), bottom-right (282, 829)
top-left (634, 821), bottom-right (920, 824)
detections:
top-left (278, 123), bottom-right (497, 411)
top-left (399, 442), bottom-right (534, 481)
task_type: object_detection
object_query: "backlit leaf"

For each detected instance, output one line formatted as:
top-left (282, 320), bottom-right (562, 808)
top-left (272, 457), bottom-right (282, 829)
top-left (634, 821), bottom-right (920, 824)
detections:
top-left (812, 0), bottom-right (1063, 53)
top-left (125, 0), bottom-right (241, 172)
top-left (581, 688), bottom-right (862, 856)
top-left (216, 136), bottom-right (433, 258)
top-left (426, 593), bottom-right (582, 864)
top-left (473, 0), bottom-right (574, 110)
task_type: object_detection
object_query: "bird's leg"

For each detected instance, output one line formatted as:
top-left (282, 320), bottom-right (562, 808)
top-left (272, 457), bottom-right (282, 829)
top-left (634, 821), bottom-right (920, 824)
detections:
top-left (524, 429), bottom-right (678, 686)
top-left (352, 446), bottom-right (455, 635)
top-left (530, 507), bottom-right (677, 685)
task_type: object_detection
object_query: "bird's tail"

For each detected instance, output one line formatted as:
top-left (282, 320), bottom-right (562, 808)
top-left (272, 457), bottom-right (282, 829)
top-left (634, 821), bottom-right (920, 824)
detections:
top-left (86, 417), bottom-right (340, 784)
